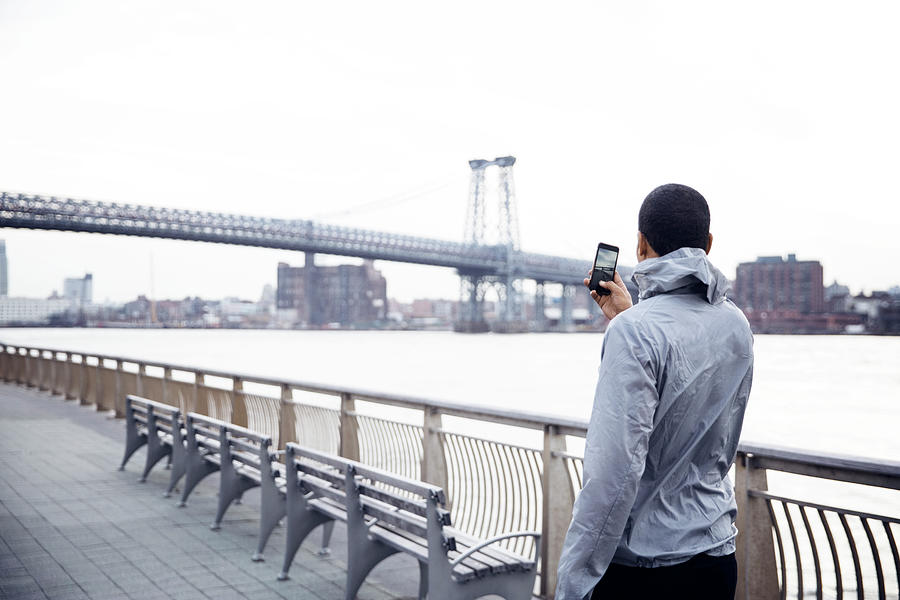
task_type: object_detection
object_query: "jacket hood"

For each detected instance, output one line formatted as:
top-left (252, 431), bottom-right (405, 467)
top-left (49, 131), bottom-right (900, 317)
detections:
top-left (631, 247), bottom-right (730, 304)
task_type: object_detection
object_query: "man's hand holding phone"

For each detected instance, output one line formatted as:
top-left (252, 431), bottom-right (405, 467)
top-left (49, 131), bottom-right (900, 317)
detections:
top-left (584, 270), bottom-right (633, 320)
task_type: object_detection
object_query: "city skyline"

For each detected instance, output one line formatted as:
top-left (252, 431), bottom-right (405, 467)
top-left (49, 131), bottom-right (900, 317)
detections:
top-left (1, 235), bottom-right (895, 306)
top-left (2, 2), bottom-right (900, 302)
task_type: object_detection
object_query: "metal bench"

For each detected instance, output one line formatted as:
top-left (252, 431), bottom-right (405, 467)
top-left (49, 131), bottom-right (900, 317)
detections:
top-left (280, 443), bottom-right (541, 600)
top-left (178, 413), bottom-right (273, 532)
top-left (177, 412), bottom-right (313, 563)
top-left (119, 395), bottom-right (185, 497)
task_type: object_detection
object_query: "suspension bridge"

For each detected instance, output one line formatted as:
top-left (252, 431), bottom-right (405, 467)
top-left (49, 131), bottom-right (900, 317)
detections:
top-left (0, 157), bottom-right (631, 331)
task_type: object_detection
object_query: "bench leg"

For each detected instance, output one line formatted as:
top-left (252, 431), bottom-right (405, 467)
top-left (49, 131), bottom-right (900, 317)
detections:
top-left (212, 473), bottom-right (257, 531)
top-left (165, 438), bottom-right (187, 498)
top-left (253, 481), bottom-right (287, 562)
top-left (417, 560), bottom-right (428, 600)
top-left (140, 435), bottom-right (171, 483)
top-left (345, 541), bottom-right (400, 600)
top-left (318, 521), bottom-right (334, 556)
top-left (178, 455), bottom-right (218, 507)
top-left (119, 429), bottom-right (146, 472)
top-left (278, 512), bottom-right (335, 580)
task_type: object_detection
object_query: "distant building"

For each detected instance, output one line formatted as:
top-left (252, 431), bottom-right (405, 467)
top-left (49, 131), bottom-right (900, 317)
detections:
top-left (411, 299), bottom-right (457, 320)
top-left (733, 254), bottom-right (835, 333)
top-left (875, 297), bottom-right (900, 334)
top-left (277, 255), bottom-right (387, 327)
top-left (825, 280), bottom-right (852, 313)
top-left (734, 254), bottom-right (824, 313)
top-left (0, 240), bottom-right (7, 296)
top-left (63, 273), bottom-right (93, 305)
top-left (123, 296), bottom-right (152, 321)
top-left (0, 297), bottom-right (72, 325)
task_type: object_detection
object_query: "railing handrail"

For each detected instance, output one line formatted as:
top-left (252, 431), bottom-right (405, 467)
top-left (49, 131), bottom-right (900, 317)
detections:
top-left (737, 442), bottom-right (900, 490)
top-left (0, 341), bottom-right (591, 433)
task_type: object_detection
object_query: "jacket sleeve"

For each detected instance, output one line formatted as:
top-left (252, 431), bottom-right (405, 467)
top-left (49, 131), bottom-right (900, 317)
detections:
top-left (555, 317), bottom-right (660, 600)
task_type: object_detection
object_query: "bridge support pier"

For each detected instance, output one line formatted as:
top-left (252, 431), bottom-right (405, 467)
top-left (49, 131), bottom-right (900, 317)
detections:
top-left (534, 282), bottom-right (547, 332)
top-left (560, 284), bottom-right (575, 331)
top-left (454, 274), bottom-right (490, 333)
top-left (492, 275), bottom-right (528, 333)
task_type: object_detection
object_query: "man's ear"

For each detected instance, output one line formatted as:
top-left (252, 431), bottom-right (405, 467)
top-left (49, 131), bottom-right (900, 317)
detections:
top-left (706, 233), bottom-right (714, 255)
top-left (637, 232), bottom-right (658, 262)
top-left (636, 232), bottom-right (647, 262)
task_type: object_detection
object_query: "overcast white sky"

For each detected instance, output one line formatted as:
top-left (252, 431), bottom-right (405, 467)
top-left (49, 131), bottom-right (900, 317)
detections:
top-left (1, 1), bottom-right (899, 303)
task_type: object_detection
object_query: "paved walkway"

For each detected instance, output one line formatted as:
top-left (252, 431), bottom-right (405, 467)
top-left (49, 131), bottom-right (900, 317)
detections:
top-left (0, 382), bottom-right (420, 600)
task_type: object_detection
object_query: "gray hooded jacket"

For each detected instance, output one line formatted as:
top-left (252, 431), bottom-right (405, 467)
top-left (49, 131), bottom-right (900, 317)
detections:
top-left (555, 247), bottom-right (753, 599)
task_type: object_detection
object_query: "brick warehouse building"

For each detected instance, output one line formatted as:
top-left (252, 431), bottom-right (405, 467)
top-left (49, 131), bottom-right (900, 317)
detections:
top-left (733, 254), bottom-right (828, 333)
top-left (277, 254), bottom-right (387, 327)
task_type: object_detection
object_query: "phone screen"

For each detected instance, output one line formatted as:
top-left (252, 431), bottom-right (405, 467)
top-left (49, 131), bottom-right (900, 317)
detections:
top-left (589, 243), bottom-right (619, 295)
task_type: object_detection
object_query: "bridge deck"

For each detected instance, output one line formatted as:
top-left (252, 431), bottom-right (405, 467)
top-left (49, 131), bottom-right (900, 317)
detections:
top-left (0, 383), bottom-right (419, 600)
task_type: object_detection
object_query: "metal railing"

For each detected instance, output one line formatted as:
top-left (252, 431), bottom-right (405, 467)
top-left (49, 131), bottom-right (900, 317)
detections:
top-left (1, 342), bottom-right (898, 599)
top-left (735, 444), bottom-right (900, 600)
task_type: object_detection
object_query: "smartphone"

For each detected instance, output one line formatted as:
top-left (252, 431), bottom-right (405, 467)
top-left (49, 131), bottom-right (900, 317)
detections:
top-left (589, 243), bottom-right (619, 296)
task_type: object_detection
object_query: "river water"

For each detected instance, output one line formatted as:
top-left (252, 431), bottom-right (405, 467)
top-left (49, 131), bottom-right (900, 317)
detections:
top-left (2, 328), bottom-right (898, 514)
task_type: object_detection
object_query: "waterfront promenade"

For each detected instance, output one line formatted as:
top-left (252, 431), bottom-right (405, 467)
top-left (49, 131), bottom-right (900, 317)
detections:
top-left (2, 342), bottom-right (899, 599)
top-left (0, 383), bottom-right (420, 600)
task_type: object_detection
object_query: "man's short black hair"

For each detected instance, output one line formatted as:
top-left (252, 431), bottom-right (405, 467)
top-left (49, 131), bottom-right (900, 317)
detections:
top-left (638, 183), bottom-right (710, 256)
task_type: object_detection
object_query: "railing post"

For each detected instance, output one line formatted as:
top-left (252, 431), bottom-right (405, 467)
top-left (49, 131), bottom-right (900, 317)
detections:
top-left (61, 352), bottom-right (70, 398)
top-left (114, 359), bottom-right (125, 417)
top-left (735, 451), bottom-right (779, 600)
top-left (34, 349), bottom-right (42, 387)
top-left (540, 425), bottom-right (575, 599)
top-left (136, 363), bottom-right (145, 397)
top-left (80, 356), bottom-right (90, 405)
top-left (193, 371), bottom-right (204, 415)
top-left (36, 350), bottom-right (48, 391)
top-left (162, 367), bottom-right (172, 407)
top-left (278, 384), bottom-right (297, 450)
top-left (231, 376), bottom-right (248, 427)
top-left (421, 407), bottom-right (449, 494)
top-left (41, 350), bottom-right (48, 388)
top-left (50, 352), bottom-right (58, 395)
top-left (339, 392), bottom-right (360, 461)
top-left (25, 348), bottom-right (33, 386)
top-left (44, 351), bottom-right (54, 392)
top-left (52, 352), bottom-right (60, 394)
top-left (68, 354), bottom-right (78, 401)
top-left (54, 352), bottom-right (63, 395)
top-left (13, 348), bottom-right (20, 383)
top-left (30, 349), bottom-right (39, 387)
top-left (93, 356), bottom-right (103, 408)
top-left (34, 350), bottom-right (42, 389)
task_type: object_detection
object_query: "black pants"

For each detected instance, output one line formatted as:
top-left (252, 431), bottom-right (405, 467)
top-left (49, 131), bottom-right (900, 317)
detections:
top-left (591, 552), bottom-right (737, 600)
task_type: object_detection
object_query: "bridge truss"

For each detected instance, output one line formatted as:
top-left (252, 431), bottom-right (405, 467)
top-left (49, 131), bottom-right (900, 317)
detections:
top-left (0, 190), bottom-right (623, 330)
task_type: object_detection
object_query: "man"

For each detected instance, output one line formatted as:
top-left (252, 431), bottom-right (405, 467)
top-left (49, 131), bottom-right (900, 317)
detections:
top-left (555, 184), bottom-right (753, 600)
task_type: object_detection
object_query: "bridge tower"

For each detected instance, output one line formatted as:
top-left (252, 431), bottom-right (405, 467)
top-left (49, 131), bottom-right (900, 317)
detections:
top-left (456, 156), bottom-right (527, 333)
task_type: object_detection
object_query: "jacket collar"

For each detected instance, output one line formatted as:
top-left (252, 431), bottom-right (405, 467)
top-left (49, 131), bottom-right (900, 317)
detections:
top-left (631, 247), bottom-right (731, 304)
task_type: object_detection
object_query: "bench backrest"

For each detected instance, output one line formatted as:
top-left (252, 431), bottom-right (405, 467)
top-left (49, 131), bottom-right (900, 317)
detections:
top-left (126, 394), bottom-right (181, 434)
top-left (284, 442), bottom-right (455, 556)
top-left (347, 461), bottom-right (454, 552)
top-left (284, 443), bottom-right (349, 505)
top-left (186, 412), bottom-right (274, 474)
